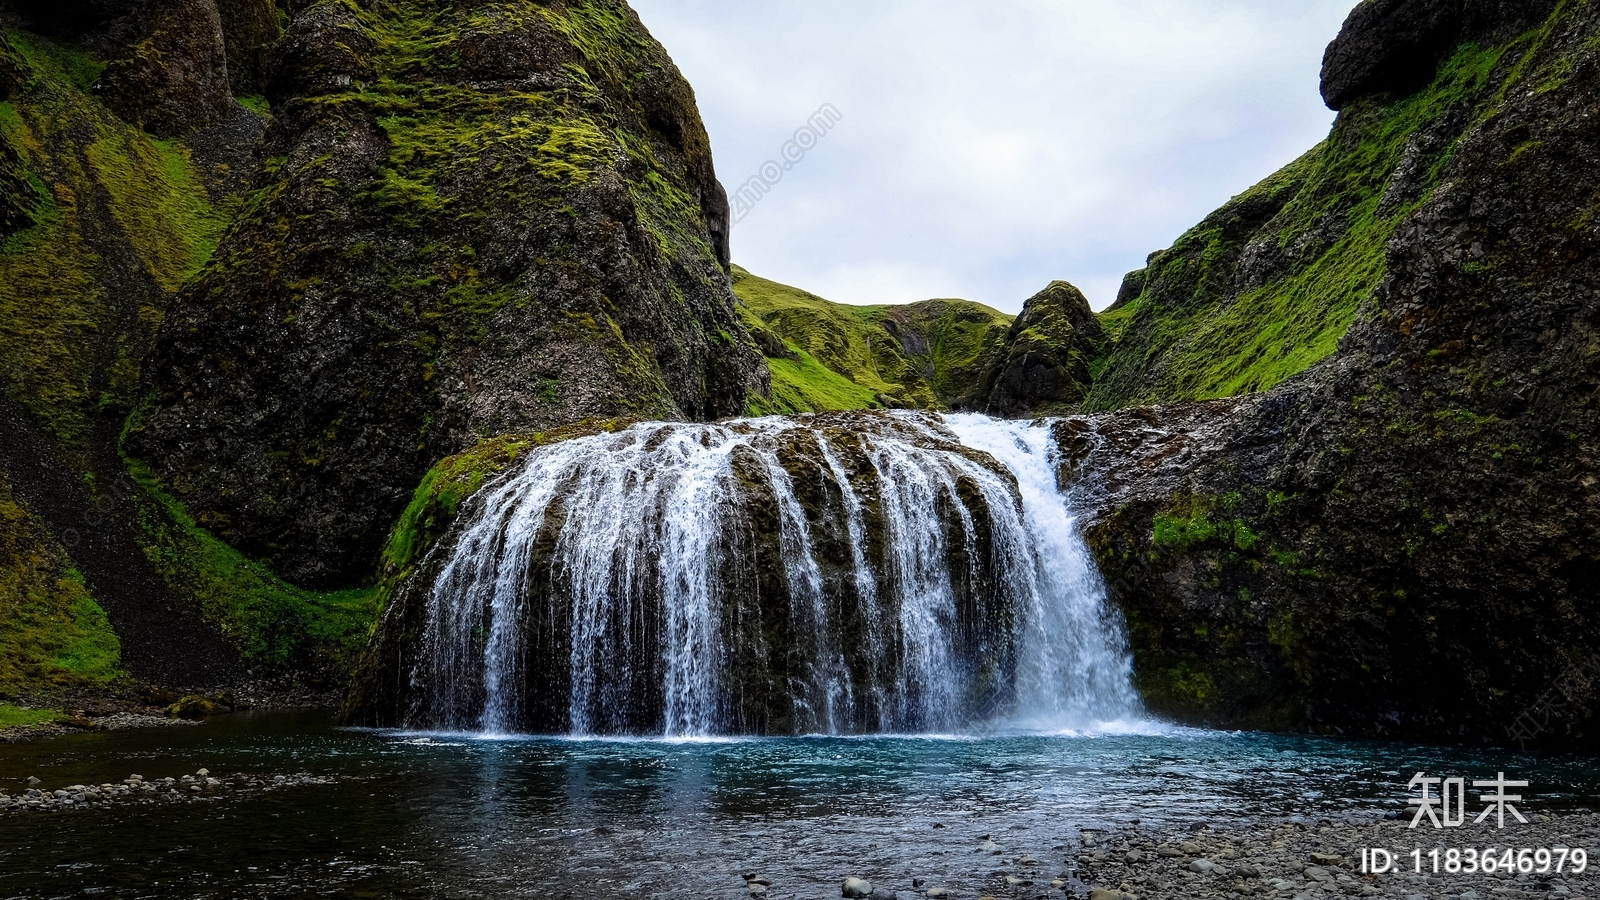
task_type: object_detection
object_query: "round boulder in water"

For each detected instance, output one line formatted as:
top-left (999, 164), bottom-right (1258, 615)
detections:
top-left (842, 876), bottom-right (873, 898)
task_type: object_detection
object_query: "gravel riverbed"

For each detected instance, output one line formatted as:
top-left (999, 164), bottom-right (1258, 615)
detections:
top-left (0, 770), bottom-right (336, 814)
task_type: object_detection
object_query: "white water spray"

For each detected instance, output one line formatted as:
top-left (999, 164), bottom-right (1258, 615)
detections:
top-left (402, 414), bottom-right (1141, 736)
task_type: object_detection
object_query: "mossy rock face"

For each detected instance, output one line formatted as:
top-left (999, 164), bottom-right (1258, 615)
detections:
top-left (95, 0), bottom-right (235, 138)
top-left (968, 280), bottom-right (1105, 417)
top-left (1320, 0), bottom-right (1560, 110)
top-left (0, 28), bottom-right (233, 453)
top-left (0, 25), bottom-right (27, 100)
top-left (0, 472), bottom-right (123, 695)
top-left (217, 0), bottom-right (281, 95)
top-left (1075, 0), bottom-right (1600, 748)
top-left (0, 127), bottom-right (35, 243)
top-left (130, 0), bottom-right (768, 588)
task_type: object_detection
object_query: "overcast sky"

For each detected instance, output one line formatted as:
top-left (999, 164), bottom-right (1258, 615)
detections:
top-left (629, 1), bottom-right (1362, 313)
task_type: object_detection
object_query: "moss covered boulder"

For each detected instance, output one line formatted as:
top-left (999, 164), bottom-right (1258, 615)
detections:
top-left (129, 0), bottom-right (769, 588)
top-left (968, 280), bottom-right (1105, 417)
top-left (95, 0), bottom-right (235, 137)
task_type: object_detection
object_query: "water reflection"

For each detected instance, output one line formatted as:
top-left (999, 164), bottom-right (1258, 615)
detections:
top-left (1, 714), bottom-right (1598, 899)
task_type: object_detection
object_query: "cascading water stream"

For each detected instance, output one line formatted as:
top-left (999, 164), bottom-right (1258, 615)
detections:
top-left (393, 413), bottom-right (1142, 736)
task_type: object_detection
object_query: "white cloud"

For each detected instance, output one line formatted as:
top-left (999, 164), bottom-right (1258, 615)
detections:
top-left (630, 0), bottom-right (1361, 312)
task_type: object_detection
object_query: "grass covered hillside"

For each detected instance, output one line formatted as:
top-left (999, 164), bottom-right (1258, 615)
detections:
top-left (0, 471), bottom-right (121, 698)
top-left (733, 265), bottom-right (1014, 414)
top-left (1084, 33), bottom-right (1535, 412)
top-left (0, 28), bottom-right (234, 457)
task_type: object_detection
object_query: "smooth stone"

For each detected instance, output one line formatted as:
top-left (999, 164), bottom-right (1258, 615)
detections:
top-left (843, 876), bottom-right (873, 898)
top-left (196, 768), bottom-right (209, 777)
top-left (925, 889), bottom-right (949, 899)
top-left (977, 839), bottom-right (1002, 854)
top-left (1310, 852), bottom-right (1343, 867)
top-left (25, 777), bottom-right (39, 785)
top-left (1188, 859), bottom-right (1215, 874)
top-left (747, 885), bottom-right (767, 896)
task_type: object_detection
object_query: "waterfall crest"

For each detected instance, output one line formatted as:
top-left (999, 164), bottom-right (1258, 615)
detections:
top-left (375, 413), bottom-right (1139, 736)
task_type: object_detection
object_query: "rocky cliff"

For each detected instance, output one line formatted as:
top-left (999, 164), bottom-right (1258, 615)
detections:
top-left (0, 0), bottom-right (771, 706)
top-left (1070, 0), bottom-right (1600, 748)
top-left (127, 0), bottom-right (770, 589)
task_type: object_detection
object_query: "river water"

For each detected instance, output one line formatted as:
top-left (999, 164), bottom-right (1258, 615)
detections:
top-left (3, 712), bottom-right (1599, 898)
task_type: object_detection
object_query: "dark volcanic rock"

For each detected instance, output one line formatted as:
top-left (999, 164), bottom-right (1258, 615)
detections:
top-left (0, 130), bottom-right (37, 247)
top-left (971, 281), bottom-right (1105, 417)
top-left (1321, 0), bottom-right (1561, 110)
top-left (1080, 0), bottom-right (1600, 747)
top-left (0, 26), bottom-right (34, 243)
top-left (95, 0), bottom-right (234, 137)
top-left (217, 0), bottom-right (281, 95)
top-left (0, 24), bottom-right (27, 100)
top-left (130, 0), bottom-right (769, 588)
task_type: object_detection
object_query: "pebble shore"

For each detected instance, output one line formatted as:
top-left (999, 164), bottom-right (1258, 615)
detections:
top-left (0, 770), bottom-right (335, 813)
top-left (795, 815), bottom-right (1599, 900)
top-left (1066, 813), bottom-right (1597, 900)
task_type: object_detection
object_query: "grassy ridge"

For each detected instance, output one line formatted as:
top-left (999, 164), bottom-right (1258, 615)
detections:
top-left (733, 265), bottom-right (1012, 414)
top-left (1085, 40), bottom-right (1517, 411)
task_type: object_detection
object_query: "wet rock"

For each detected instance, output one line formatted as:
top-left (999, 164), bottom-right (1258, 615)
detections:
top-left (1309, 852), bottom-right (1343, 867)
top-left (977, 839), bottom-right (1002, 854)
top-left (842, 876), bottom-right (873, 898)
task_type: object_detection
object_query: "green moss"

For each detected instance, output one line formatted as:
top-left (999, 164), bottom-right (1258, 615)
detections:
top-left (0, 703), bottom-right (66, 727)
top-left (1086, 38), bottom-right (1524, 411)
top-left (0, 30), bottom-right (224, 451)
top-left (124, 456), bottom-right (380, 669)
top-left (235, 95), bottom-right (271, 118)
top-left (0, 475), bottom-right (122, 693)
top-left (732, 264), bottom-right (1013, 412)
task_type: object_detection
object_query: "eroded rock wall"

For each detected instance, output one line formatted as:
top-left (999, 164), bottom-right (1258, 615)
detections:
top-left (1074, 0), bottom-right (1600, 747)
top-left (129, 0), bottom-right (769, 588)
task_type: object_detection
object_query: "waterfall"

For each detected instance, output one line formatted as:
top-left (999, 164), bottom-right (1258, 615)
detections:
top-left (390, 413), bottom-right (1140, 736)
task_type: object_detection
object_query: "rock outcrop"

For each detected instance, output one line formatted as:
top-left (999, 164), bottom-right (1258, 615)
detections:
top-left (1321, 0), bottom-right (1562, 110)
top-left (95, 0), bottom-right (235, 137)
top-left (129, 0), bottom-right (769, 588)
top-left (968, 280), bottom-right (1104, 417)
top-left (1075, 0), bottom-right (1600, 747)
top-left (217, 0), bottom-right (281, 95)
